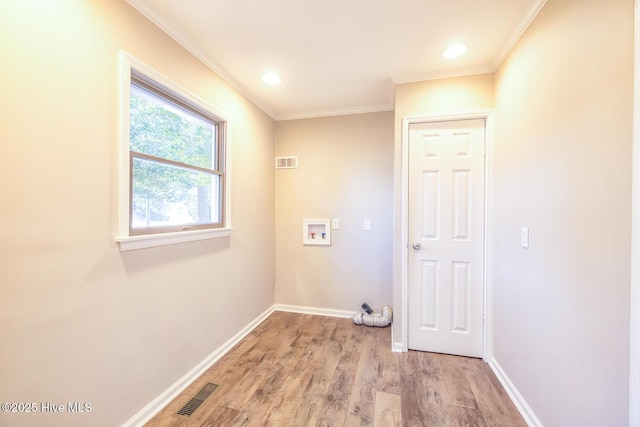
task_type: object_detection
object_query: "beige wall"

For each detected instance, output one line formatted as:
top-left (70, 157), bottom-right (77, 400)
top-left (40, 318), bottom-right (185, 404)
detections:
top-left (275, 112), bottom-right (394, 312)
top-left (0, 1), bottom-right (275, 426)
top-left (394, 74), bottom-right (495, 120)
top-left (492, 0), bottom-right (633, 425)
top-left (392, 74), bottom-right (495, 344)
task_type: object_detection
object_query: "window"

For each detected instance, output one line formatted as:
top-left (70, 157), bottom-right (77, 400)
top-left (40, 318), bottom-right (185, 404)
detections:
top-left (117, 53), bottom-right (230, 251)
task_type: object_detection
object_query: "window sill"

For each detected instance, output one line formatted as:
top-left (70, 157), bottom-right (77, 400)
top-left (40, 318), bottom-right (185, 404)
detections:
top-left (116, 227), bottom-right (232, 251)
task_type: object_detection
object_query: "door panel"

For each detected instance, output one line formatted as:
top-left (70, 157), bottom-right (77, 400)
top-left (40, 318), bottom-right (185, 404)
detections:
top-left (408, 119), bottom-right (485, 357)
top-left (420, 260), bottom-right (439, 329)
top-left (422, 171), bottom-right (440, 239)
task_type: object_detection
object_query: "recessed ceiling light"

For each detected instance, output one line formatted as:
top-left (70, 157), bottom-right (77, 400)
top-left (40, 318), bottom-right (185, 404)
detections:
top-left (442, 44), bottom-right (467, 59)
top-left (262, 72), bottom-right (282, 85)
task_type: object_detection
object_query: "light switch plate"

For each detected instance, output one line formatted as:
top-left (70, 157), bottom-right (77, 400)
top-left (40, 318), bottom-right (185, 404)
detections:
top-left (521, 227), bottom-right (529, 248)
top-left (363, 218), bottom-right (372, 231)
top-left (332, 218), bottom-right (340, 230)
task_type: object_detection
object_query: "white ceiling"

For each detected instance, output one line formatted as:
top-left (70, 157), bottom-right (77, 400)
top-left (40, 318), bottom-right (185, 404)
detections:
top-left (127, 0), bottom-right (545, 121)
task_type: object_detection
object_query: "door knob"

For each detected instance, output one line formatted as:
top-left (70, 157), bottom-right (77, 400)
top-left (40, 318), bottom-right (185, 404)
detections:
top-left (412, 242), bottom-right (421, 250)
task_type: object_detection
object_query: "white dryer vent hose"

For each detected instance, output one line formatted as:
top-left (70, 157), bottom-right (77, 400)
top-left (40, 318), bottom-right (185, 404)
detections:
top-left (352, 305), bottom-right (393, 327)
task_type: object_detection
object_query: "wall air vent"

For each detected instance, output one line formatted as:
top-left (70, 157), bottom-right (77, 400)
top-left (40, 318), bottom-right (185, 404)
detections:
top-left (275, 156), bottom-right (298, 169)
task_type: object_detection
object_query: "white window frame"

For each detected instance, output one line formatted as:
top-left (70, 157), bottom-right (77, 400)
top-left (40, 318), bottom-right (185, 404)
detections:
top-left (116, 52), bottom-right (231, 251)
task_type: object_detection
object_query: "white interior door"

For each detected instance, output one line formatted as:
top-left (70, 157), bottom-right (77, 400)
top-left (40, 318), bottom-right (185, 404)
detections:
top-left (407, 119), bottom-right (486, 357)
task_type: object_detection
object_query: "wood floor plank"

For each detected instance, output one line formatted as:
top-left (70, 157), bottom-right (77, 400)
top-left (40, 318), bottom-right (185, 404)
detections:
top-left (438, 353), bottom-right (480, 410)
top-left (344, 337), bottom-right (375, 425)
top-left (467, 362), bottom-right (528, 427)
top-left (293, 323), bottom-right (345, 425)
top-left (229, 344), bottom-right (310, 426)
top-left (307, 322), bottom-right (360, 426)
top-left (373, 391), bottom-right (401, 427)
top-left (144, 312), bottom-right (526, 427)
top-left (262, 370), bottom-right (314, 425)
top-left (450, 406), bottom-right (489, 427)
top-left (200, 406), bottom-right (240, 427)
top-left (400, 350), bottom-right (451, 426)
top-left (374, 329), bottom-right (402, 396)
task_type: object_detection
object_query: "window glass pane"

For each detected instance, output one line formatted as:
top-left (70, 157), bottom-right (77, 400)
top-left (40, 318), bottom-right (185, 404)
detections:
top-left (131, 157), bottom-right (221, 230)
top-left (130, 84), bottom-right (216, 169)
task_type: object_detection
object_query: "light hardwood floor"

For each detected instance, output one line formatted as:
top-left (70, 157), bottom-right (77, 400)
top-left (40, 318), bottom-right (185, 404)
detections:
top-left (145, 311), bottom-right (526, 427)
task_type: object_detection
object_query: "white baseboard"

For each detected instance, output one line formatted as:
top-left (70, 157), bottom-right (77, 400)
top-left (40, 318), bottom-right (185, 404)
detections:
top-left (390, 322), bottom-right (404, 353)
top-left (489, 356), bottom-right (543, 427)
top-left (274, 303), bottom-right (356, 319)
top-left (391, 342), bottom-right (404, 353)
top-left (121, 304), bottom-right (276, 427)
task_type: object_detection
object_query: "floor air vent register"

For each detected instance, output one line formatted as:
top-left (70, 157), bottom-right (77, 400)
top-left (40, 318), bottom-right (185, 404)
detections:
top-left (174, 382), bottom-right (219, 419)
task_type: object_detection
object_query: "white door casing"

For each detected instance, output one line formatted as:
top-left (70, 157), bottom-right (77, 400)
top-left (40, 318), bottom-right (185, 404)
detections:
top-left (407, 119), bottom-right (486, 357)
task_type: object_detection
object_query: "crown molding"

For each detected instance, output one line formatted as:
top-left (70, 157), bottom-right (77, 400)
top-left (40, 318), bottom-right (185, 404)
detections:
top-left (492, 0), bottom-right (548, 71)
top-left (126, 0), bottom-right (276, 119)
